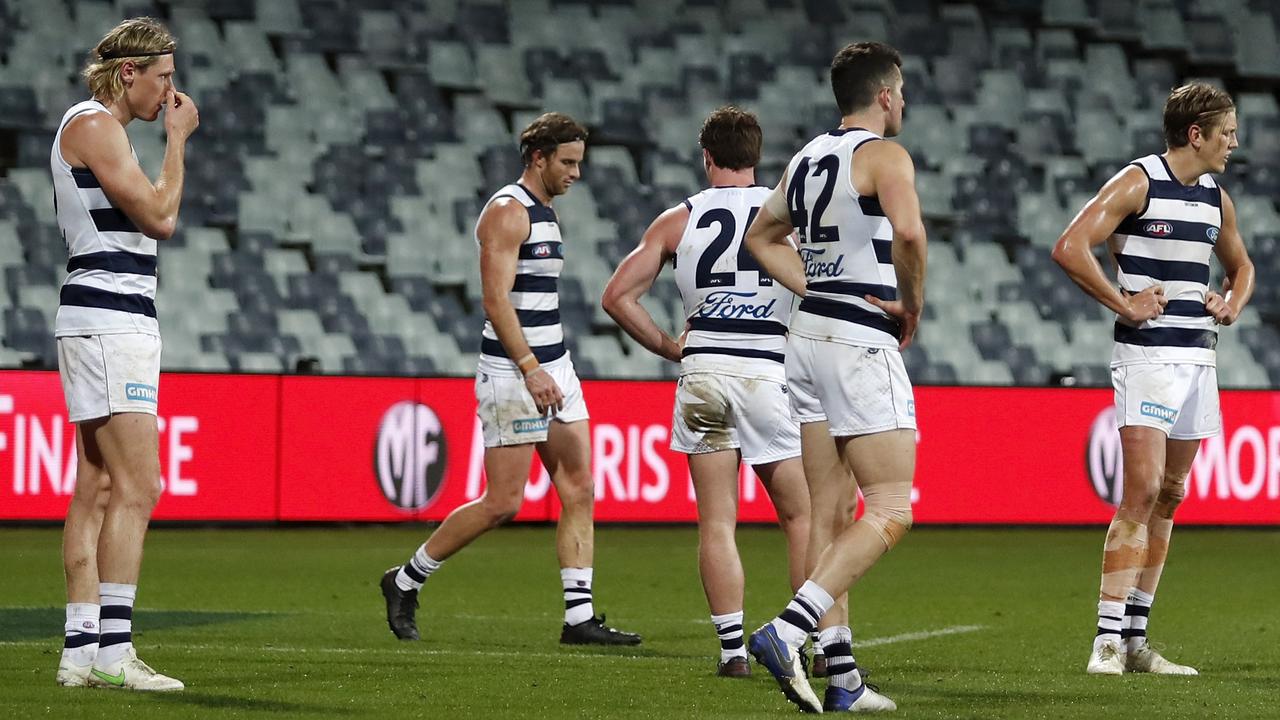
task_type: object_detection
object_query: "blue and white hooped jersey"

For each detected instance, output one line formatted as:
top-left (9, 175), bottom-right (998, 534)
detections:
top-left (51, 100), bottom-right (160, 338)
top-left (782, 128), bottom-right (900, 350)
top-left (674, 185), bottom-right (793, 382)
top-left (476, 182), bottom-right (568, 375)
top-left (1109, 154), bottom-right (1221, 367)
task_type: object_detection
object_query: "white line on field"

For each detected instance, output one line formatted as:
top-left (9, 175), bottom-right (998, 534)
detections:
top-left (0, 624), bottom-right (985, 660)
top-left (853, 624), bottom-right (986, 648)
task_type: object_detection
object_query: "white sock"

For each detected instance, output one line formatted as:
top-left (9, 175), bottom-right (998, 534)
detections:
top-left (562, 567), bottom-right (594, 626)
top-left (1094, 599), bottom-right (1126, 653)
top-left (770, 580), bottom-right (835, 648)
top-left (1124, 589), bottom-right (1154, 653)
top-left (396, 545), bottom-right (442, 592)
top-left (711, 611), bottom-right (746, 663)
top-left (96, 583), bottom-right (137, 667)
top-left (819, 626), bottom-right (863, 691)
top-left (61, 603), bottom-right (99, 667)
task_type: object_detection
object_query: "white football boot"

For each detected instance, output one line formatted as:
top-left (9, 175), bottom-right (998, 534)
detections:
top-left (87, 648), bottom-right (184, 691)
top-left (1086, 638), bottom-right (1126, 675)
top-left (55, 659), bottom-right (93, 688)
top-left (1127, 642), bottom-right (1198, 675)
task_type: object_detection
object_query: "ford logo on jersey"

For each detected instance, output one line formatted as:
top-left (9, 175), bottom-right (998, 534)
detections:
top-left (1145, 221), bottom-right (1173, 237)
top-left (800, 247), bottom-right (845, 278)
top-left (699, 291), bottom-right (778, 319)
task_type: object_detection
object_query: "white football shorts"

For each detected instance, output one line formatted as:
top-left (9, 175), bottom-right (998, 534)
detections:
top-left (786, 334), bottom-right (916, 436)
top-left (57, 333), bottom-right (162, 423)
top-left (1113, 363), bottom-right (1220, 440)
top-left (476, 359), bottom-right (589, 448)
top-left (669, 372), bottom-right (801, 465)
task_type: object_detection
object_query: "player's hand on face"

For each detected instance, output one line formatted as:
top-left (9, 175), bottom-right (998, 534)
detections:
top-left (1123, 285), bottom-right (1167, 323)
top-left (525, 368), bottom-right (565, 415)
top-left (1205, 291), bottom-right (1237, 325)
top-left (864, 295), bottom-right (920, 351)
top-left (164, 89), bottom-right (199, 140)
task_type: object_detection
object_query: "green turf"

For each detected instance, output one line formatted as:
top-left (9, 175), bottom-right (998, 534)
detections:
top-left (0, 526), bottom-right (1277, 719)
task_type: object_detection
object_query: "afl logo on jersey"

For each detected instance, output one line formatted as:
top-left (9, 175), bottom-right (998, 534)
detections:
top-left (1085, 406), bottom-right (1124, 506)
top-left (374, 401), bottom-right (448, 511)
top-left (533, 244), bottom-right (552, 257)
top-left (1144, 221), bottom-right (1173, 237)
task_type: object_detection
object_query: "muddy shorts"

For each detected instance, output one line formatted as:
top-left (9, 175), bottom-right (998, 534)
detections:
top-left (670, 372), bottom-right (800, 465)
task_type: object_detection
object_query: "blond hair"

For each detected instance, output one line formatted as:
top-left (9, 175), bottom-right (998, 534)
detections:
top-left (82, 17), bottom-right (177, 103)
top-left (1163, 83), bottom-right (1235, 148)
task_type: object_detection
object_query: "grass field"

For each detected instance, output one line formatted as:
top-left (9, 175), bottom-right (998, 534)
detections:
top-left (0, 525), bottom-right (1277, 719)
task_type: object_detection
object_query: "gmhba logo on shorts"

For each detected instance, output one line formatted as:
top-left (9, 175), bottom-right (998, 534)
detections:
top-left (374, 401), bottom-right (447, 511)
top-left (1086, 406), bottom-right (1124, 506)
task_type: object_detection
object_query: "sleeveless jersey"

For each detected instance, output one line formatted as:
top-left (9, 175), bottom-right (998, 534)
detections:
top-left (51, 100), bottom-right (159, 337)
top-left (476, 182), bottom-right (568, 375)
top-left (782, 128), bottom-right (899, 350)
top-left (674, 185), bottom-right (793, 382)
top-left (1109, 154), bottom-right (1220, 367)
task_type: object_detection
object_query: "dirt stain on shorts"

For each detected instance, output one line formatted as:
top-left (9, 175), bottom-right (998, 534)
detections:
top-left (680, 375), bottom-right (735, 451)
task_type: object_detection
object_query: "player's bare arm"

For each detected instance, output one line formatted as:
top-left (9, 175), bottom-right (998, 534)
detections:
top-left (745, 172), bottom-right (805, 296)
top-left (1205, 189), bottom-right (1255, 326)
top-left (478, 197), bottom-right (564, 413)
top-left (601, 204), bottom-right (688, 362)
top-left (859, 141), bottom-right (927, 350)
top-left (62, 88), bottom-right (198, 240)
top-left (1052, 166), bottom-right (1168, 323)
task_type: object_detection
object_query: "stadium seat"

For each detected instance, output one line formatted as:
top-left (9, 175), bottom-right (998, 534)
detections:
top-left (1, 0), bottom-right (1277, 386)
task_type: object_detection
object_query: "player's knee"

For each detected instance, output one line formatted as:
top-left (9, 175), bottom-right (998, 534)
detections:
top-left (116, 473), bottom-right (162, 510)
top-left (1155, 481), bottom-right (1186, 514)
top-left (1122, 482), bottom-right (1159, 513)
top-left (698, 516), bottom-right (736, 545)
top-left (480, 492), bottom-right (523, 526)
top-left (776, 508), bottom-right (808, 537)
top-left (862, 503), bottom-right (912, 551)
top-left (556, 471), bottom-right (593, 509)
top-left (771, 492), bottom-right (807, 526)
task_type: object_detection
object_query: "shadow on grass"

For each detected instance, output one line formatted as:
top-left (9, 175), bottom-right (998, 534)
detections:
top-left (0, 607), bottom-right (281, 642)
top-left (140, 690), bottom-right (352, 714)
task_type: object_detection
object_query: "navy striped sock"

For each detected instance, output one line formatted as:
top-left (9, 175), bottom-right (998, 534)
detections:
top-left (1123, 589), bottom-right (1154, 652)
top-left (770, 581), bottom-right (835, 648)
top-left (819, 626), bottom-right (863, 691)
top-left (96, 583), bottom-right (136, 667)
top-left (61, 603), bottom-right (99, 667)
top-left (711, 611), bottom-right (746, 662)
top-left (562, 567), bottom-right (594, 626)
top-left (395, 545), bottom-right (441, 592)
top-left (1094, 599), bottom-right (1125, 652)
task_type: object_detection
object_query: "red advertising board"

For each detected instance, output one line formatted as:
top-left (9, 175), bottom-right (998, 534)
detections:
top-left (0, 371), bottom-right (278, 521)
top-left (1, 370), bottom-right (1277, 525)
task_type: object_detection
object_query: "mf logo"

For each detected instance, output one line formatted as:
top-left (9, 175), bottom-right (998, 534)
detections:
top-left (374, 401), bottom-right (447, 511)
top-left (1086, 406), bottom-right (1124, 506)
top-left (1144, 221), bottom-right (1173, 237)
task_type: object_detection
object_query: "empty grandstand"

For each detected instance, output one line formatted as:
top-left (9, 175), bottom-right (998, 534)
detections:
top-left (1, 0), bottom-right (1277, 387)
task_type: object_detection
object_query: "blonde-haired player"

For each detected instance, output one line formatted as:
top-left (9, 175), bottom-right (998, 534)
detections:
top-left (1054, 83), bottom-right (1254, 676)
top-left (53, 17), bottom-right (198, 691)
